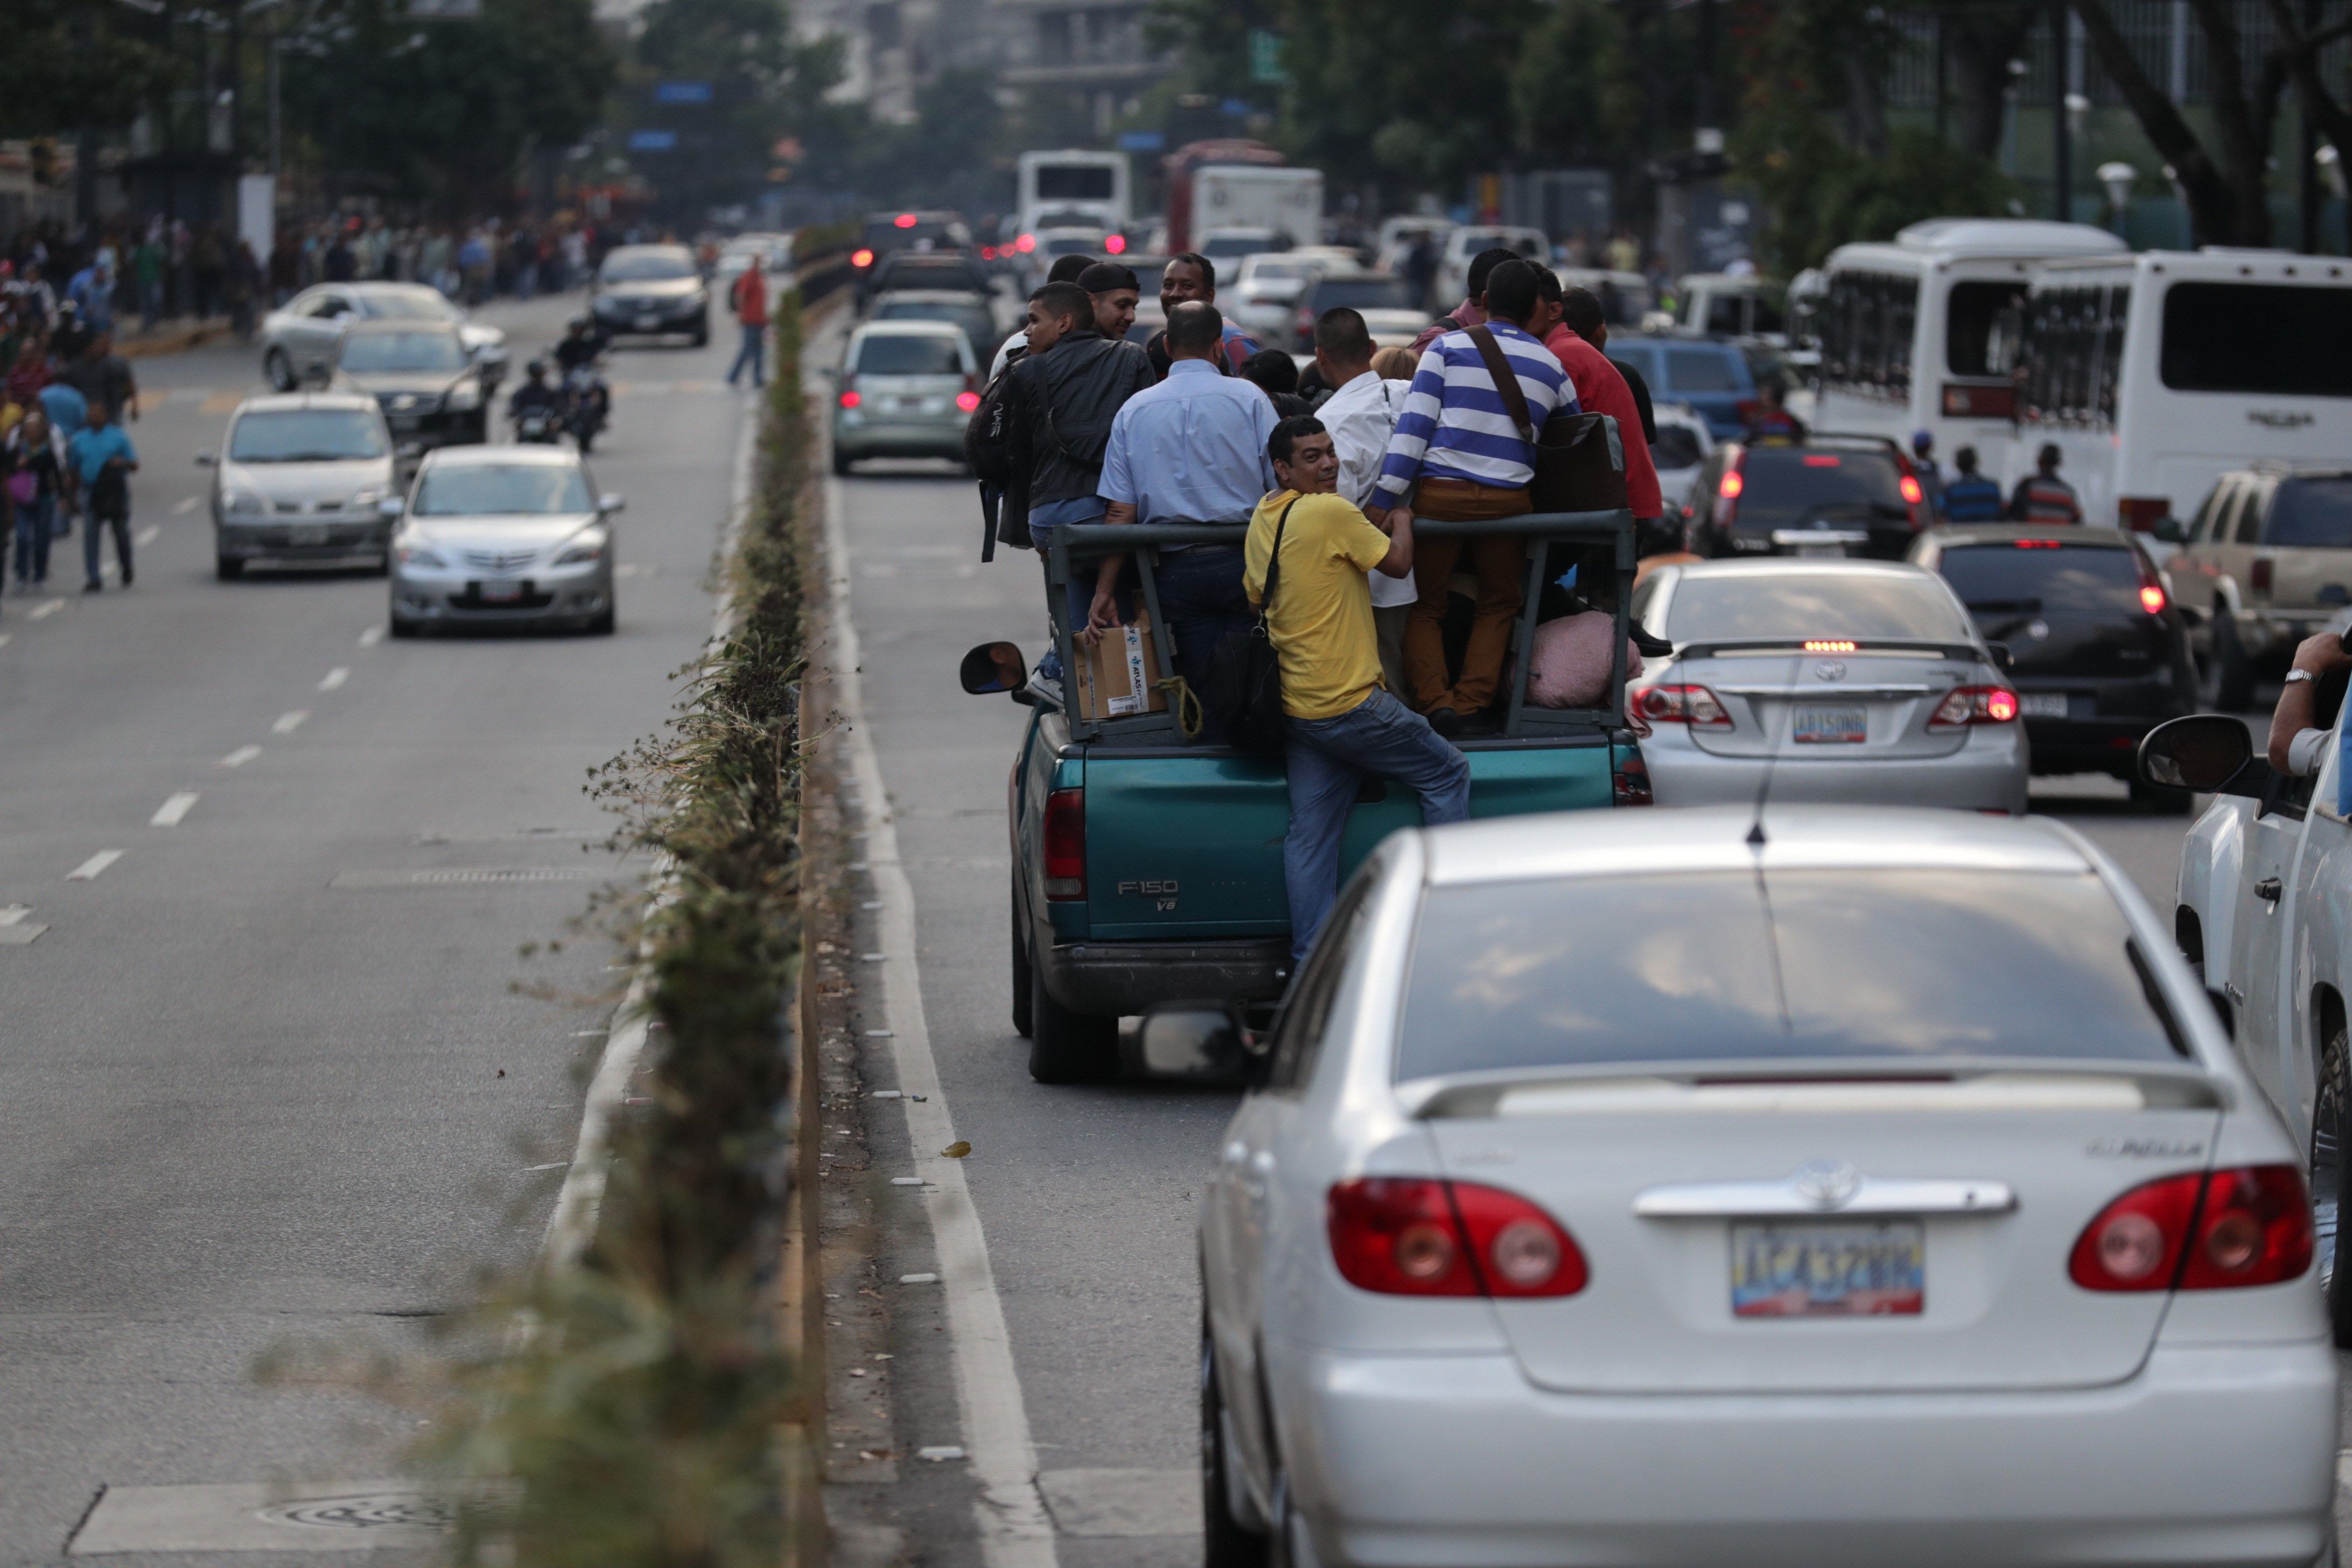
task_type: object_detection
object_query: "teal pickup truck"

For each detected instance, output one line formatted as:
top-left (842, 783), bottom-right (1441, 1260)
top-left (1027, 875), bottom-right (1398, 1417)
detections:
top-left (961, 513), bottom-right (1650, 1083)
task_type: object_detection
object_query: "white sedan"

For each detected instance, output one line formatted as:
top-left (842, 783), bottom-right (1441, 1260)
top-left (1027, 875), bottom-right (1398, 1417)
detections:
top-left (1166, 804), bottom-right (2335, 1568)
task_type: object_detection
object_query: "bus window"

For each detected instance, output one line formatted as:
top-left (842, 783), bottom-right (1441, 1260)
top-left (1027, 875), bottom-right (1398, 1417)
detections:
top-left (2161, 282), bottom-right (2352, 397)
top-left (1819, 271), bottom-right (1919, 400)
top-left (1946, 281), bottom-right (2028, 376)
top-left (2097, 286), bottom-right (2130, 421)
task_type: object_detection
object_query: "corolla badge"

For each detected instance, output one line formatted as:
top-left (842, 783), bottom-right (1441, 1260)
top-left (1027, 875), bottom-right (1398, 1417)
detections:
top-left (1812, 661), bottom-right (1847, 681)
top-left (1791, 1160), bottom-right (1863, 1209)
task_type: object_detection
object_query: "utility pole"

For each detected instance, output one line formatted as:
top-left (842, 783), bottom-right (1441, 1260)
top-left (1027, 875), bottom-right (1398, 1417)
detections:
top-left (1695, 0), bottom-right (1718, 144)
top-left (2050, 0), bottom-right (2071, 222)
top-left (73, 8), bottom-right (97, 237)
top-left (2301, 0), bottom-right (2321, 251)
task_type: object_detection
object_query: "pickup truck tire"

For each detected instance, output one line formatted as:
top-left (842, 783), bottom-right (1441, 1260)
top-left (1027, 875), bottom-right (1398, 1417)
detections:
top-left (1011, 886), bottom-right (1034, 1039)
top-left (1027, 958), bottom-right (1117, 1083)
top-left (2316, 1020), bottom-right (2352, 1348)
top-left (2203, 615), bottom-right (2255, 713)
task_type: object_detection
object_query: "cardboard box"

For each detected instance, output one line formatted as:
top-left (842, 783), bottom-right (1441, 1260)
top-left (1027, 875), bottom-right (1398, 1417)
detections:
top-left (1073, 612), bottom-right (1168, 721)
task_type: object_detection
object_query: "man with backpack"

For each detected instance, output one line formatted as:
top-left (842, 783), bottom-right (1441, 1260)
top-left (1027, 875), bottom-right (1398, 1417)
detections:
top-left (2009, 442), bottom-right (2084, 524)
top-left (1942, 446), bottom-right (2006, 522)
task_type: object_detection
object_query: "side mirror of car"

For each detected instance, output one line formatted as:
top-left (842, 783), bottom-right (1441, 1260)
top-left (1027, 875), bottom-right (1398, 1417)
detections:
top-left (960, 640), bottom-right (1027, 695)
top-left (377, 495), bottom-right (405, 519)
top-left (598, 493), bottom-right (625, 516)
top-left (2152, 515), bottom-right (2185, 544)
top-left (193, 452), bottom-right (217, 467)
top-left (1986, 641), bottom-right (2014, 673)
top-left (1139, 1004), bottom-right (1257, 1083)
top-left (2139, 713), bottom-right (2264, 796)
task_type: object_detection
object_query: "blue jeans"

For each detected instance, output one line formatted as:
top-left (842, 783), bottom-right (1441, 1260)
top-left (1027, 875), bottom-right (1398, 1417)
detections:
top-left (1153, 544), bottom-right (1254, 696)
top-left (84, 492), bottom-right (130, 585)
top-left (13, 493), bottom-right (53, 582)
top-left (727, 322), bottom-right (765, 386)
top-left (1283, 688), bottom-right (1471, 960)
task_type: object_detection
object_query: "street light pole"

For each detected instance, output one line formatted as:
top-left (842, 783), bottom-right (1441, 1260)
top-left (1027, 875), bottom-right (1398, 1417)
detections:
top-left (2051, 0), bottom-right (2071, 222)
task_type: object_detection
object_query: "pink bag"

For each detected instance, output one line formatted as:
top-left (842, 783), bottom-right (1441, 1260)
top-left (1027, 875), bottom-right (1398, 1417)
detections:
top-left (1524, 610), bottom-right (1642, 710)
top-left (5, 468), bottom-right (35, 506)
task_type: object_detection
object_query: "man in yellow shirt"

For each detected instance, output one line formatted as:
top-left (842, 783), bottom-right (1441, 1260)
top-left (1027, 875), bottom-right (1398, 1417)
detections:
top-left (1247, 416), bottom-right (1472, 958)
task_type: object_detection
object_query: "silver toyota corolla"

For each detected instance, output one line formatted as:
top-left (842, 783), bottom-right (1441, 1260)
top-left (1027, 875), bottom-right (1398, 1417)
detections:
top-left (258, 282), bottom-right (508, 392)
top-left (1629, 558), bottom-right (2030, 814)
top-left (387, 445), bottom-right (619, 637)
top-left (202, 393), bottom-right (398, 579)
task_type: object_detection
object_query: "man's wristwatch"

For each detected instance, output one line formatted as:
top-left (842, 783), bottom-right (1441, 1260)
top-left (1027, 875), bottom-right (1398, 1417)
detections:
top-left (2285, 668), bottom-right (2319, 685)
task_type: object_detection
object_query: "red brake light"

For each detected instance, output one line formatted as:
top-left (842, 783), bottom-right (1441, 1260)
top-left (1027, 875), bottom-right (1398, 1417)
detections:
top-left (956, 390), bottom-right (981, 412)
top-left (1929, 685), bottom-right (2019, 728)
top-left (1104, 234), bottom-right (1126, 255)
top-left (1801, 454), bottom-right (1842, 468)
top-left (2251, 558), bottom-right (2274, 594)
top-left (1899, 474), bottom-right (1925, 505)
top-left (1014, 233), bottom-right (1037, 254)
top-left (851, 248), bottom-right (875, 268)
top-left (2012, 538), bottom-right (2062, 548)
top-left (1327, 1178), bottom-right (1587, 1298)
top-left (2139, 583), bottom-right (2167, 614)
top-left (1717, 470), bottom-right (1744, 500)
top-left (2071, 1166), bottom-right (2312, 1292)
top-left (981, 245), bottom-right (997, 260)
top-left (1042, 788), bottom-right (1085, 900)
top-left (1636, 684), bottom-right (1732, 728)
top-left (894, 213), bottom-right (918, 229)
top-left (837, 388), bottom-right (861, 409)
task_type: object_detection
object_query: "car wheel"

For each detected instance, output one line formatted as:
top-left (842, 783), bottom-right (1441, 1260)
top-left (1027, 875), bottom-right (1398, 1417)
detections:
top-left (587, 604), bottom-right (615, 635)
top-left (264, 347), bottom-right (295, 391)
top-left (214, 554), bottom-right (244, 580)
top-left (2128, 773), bottom-right (2193, 814)
top-left (2204, 613), bottom-right (2256, 712)
top-left (1011, 883), bottom-right (1034, 1039)
top-left (1201, 1321), bottom-right (1270, 1568)
top-left (831, 446), bottom-right (855, 477)
top-left (2314, 1018), bottom-right (2352, 1348)
top-left (389, 615), bottom-right (420, 640)
top-left (1027, 954), bottom-right (1116, 1084)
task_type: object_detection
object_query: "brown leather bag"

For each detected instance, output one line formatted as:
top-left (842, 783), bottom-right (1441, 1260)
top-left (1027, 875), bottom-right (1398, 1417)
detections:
top-left (1466, 325), bottom-right (1630, 515)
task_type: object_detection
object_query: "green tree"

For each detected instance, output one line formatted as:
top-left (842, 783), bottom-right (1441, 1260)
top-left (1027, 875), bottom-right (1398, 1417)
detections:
top-left (626, 0), bottom-right (850, 223)
top-left (850, 67), bottom-right (1011, 212)
top-left (0, 0), bottom-right (176, 142)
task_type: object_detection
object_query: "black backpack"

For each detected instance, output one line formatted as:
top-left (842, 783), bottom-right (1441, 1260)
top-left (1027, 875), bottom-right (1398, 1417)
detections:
top-left (964, 346), bottom-right (1023, 561)
top-left (1203, 498), bottom-right (1300, 756)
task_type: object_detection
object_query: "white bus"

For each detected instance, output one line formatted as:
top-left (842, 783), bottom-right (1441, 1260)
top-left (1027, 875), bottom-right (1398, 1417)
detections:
top-left (1813, 219), bottom-right (2125, 481)
top-left (1017, 150), bottom-right (1130, 239)
top-left (2013, 248), bottom-right (2352, 537)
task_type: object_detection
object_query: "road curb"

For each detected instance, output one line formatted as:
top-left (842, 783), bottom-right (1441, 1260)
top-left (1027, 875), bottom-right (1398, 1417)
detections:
top-left (116, 319), bottom-right (236, 360)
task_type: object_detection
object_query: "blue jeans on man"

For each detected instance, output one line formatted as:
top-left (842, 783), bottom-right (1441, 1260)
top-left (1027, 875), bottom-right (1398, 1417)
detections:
top-left (1284, 687), bottom-right (1472, 960)
top-left (13, 494), bottom-right (54, 584)
top-left (1152, 544), bottom-right (1254, 696)
top-left (727, 321), bottom-right (765, 387)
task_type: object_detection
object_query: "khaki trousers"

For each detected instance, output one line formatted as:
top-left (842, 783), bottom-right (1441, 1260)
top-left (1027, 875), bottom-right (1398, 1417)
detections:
top-left (1402, 478), bottom-right (1530, 716)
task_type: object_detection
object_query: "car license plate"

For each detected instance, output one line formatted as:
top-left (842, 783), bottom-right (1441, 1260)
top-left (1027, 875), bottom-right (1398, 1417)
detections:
top-left (290, 523), bottom-right (327, 546)
top-left (636, 314), bottom-right (661, 331)
top-left (479, 580), bottom-right (524, 604)
top-left (1731, 1221), bottom-right (1924, 1318)
top-left (388, 416), bottom-right (419, 432)
top-left (1791, 541), bottom-right (1847, 558)
top-left (2019, 692), bottom-right (2069, 718)
top-left (1791, 705), bottom-right (1867, 744)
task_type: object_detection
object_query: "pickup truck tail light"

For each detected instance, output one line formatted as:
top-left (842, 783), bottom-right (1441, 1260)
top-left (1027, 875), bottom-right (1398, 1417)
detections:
top-left (1042, 788), bottom-right (1086, 900)
top-left (1612, 750), bottom-right (1653, 806)
top-left (2070, 1165), bottom-right (2311, 1291)
top-left (837, 379), bottom-right (861, 410)
top-left (1328, 1178), bottom-right (1588, 1298)
top-left (2251, 557), bottom-right (2274, 596)
top-left (1929, 685), bottom-right (2019, 728)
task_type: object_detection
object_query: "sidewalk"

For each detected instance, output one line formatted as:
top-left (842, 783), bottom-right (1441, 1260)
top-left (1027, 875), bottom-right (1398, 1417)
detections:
top-left (114, 317), bottom-right (237, 359)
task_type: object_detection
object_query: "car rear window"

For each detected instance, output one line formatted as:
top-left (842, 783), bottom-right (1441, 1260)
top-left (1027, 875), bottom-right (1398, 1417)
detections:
top-left (1730, 447), bottom-right (1908, 528)
top-left (2263, 477), bottom-right (2352, 548)
top-left (1665, 570), bottom-right (1970, 641)
top-left (855, 334), bottom-right (964, 376)
top-left (1395, 870), bottom-right (2182, 1080)
top-left (1664, 347), bottom-right (1743, 393)
top-left (863, 218), bottom-right (957, 248)
top-left (1649, 425), bottom-right (1705, 470)
top-left (1312, 277), bottom-right (1412, 312)
top-left (878, 260), bottom-right (982, 292)
top-left (1934, 542), bottom-right (2146, 613)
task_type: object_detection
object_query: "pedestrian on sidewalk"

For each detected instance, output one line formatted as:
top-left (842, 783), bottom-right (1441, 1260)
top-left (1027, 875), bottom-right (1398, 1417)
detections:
top-left (1080, 262), bottom-right (1143, 342)
top-left (132, 228), bottom-right (164, 332)
top-left (227, 241), bottom-right (261, 340)
top-left (58, 334), bottom-right (134, 426)
top-left (1247, 414), bottom-right (1465, 959)
top-left (726, 259), bottom-right (768, 388)
top-left (4, 405), bottom-right (67, 590)
top-left (68, 400), bottom-right (136, 591)
top-left (989, 252), bottom-right (1096, 379)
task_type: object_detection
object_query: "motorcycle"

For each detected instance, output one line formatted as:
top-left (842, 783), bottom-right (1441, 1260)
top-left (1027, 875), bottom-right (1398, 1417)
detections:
top-left (562, 365), bottom-right (609, 454)
top-left (514, 403), bottom-right (565, 444)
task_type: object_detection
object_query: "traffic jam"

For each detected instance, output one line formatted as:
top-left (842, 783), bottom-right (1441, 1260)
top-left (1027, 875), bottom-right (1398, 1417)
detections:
top-left (832, 142), bottom-right (2352, 1566)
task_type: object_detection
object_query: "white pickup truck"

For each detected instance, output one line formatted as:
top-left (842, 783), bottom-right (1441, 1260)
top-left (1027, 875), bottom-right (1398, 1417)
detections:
top-left (2145, 696), bottom-right (2352, 1343)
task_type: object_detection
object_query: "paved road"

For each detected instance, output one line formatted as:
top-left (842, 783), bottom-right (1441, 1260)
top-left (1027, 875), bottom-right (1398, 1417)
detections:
top-left (0, 295), bottom-right (760, 1565)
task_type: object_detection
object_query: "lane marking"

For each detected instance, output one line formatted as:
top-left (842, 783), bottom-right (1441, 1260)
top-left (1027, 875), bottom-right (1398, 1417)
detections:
top-left (67, 850), bottom-right (123, 882)
top-left (0, 905), bottom-right (45, 946)
top-left (272, 710), bottom-right (309, 734)
top-left (358, 626), bottom-right (383, 648)
top-left (30, 598), bottom-right (65, 620)
top-left (135, 525), bottom-right (160, 548)
top-left (825, 468), bottom-right (1058, 1568)
top-left (173, 497), bottom-right (201, 516)
top-left (150, 792), bottom-right (200, 827)
top-left (220, 745), bottom-right (262, 768)
top-left (0, 632), bottom-right (11, 648)
top-left (319, 667), bottom-right (349, 691)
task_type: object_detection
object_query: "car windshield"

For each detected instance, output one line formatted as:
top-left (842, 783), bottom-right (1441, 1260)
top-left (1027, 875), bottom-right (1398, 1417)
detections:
top-left (365, 291), bottom-right (459, 322)
top-left (1042, 236), bottom-right (1101, 257)
top-left (600, 250), bottom-right (696, 283)
top-left (412, 464), bottom-right (593, 516)
top-left (854, 334), bottom-right (963, 375)
top-left (1666, 570), bottom-right (1970, 642)
top-left (1936, 542), bottom-right (2146, 613)
top-left (339, 331), bottom-right (466, 373)
top-left (1312, 276), bottom-right (1411, 311)
top-left (1663, 347), bottom-right (1744, 393)
top-left (1395, 870), bottom-right (2182, 1080)
top-left (1728, 447), bottom-right (1909, 528)
top-left (228, 409), bottom-right (388, 463)
top-left (2263, 478), bottom-right (2352, 548)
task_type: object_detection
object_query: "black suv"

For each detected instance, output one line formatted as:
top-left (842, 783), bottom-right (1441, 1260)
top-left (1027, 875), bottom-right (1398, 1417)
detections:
top-left (1683, 435), bottom-right (1929, 561)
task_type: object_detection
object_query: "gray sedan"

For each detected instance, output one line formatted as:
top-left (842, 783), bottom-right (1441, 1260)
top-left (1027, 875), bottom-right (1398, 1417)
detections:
top-left (1628, 558), bottom-right (2029, 814)
top-left (387, 446), bottom-right (619, 637)
top-left (259, 282), bottom-right (507, 393)
top-left (201, 393), bottom-right (400, 579)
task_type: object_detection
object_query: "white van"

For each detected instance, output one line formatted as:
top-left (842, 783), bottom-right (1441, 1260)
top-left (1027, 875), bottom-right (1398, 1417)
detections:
top-left (2014, 248), bottom-right (2352, 538)
top-left (1813, 219), bottom-right (2125, 484)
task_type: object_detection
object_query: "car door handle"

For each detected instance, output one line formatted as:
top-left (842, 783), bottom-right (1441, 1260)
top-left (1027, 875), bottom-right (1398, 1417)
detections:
top-left (2256, 877), bottom-right (2283, 902)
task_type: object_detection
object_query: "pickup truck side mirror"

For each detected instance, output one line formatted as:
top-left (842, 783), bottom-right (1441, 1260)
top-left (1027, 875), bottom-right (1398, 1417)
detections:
top-left (960, 640), bottom-right (1027, 695)
top-left (1139, 1004), bottom-right (1261, 1084)
top-left (194, 452), bottom-right (218, 467)
top-left (1986, 641), bottom-right (2014, 673)
top-left (2139, 713), bottom-right (2266, 796)
top-left (2152, 515), bottom-right (2185, 544)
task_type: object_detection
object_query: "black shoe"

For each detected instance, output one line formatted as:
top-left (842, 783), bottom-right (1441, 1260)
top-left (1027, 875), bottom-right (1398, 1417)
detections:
top-left (121, 569), bottom-right (132, 586)
top-left (83, 579), bottom-right (102, 593)
top-left (1427, 707), bottom-right (1464, 739)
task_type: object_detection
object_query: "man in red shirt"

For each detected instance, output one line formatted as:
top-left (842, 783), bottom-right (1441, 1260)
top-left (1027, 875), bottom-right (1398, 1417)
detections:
top-left (727, 261), bottom-right (769, 389)
top-left (1533, 273), bottom-right (1662, 531)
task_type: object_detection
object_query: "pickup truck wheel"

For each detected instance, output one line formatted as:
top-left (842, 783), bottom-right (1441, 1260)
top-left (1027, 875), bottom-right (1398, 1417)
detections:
top-left (1011, 892), bottom-right (1034, 1039)
top-left (1201, 1319), bottom-right (1270, 1568)
top-left (2203, 614), bottom-right (2255, 712)
top-left (2315, 1021), bottom-right (2352, 1348)
top-left (1027, 960), bottom-right (1116, 1083)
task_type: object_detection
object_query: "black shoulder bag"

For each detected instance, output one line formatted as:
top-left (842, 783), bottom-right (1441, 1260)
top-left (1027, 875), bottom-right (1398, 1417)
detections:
top-left (1205, 498), bottom-right (1301, 756)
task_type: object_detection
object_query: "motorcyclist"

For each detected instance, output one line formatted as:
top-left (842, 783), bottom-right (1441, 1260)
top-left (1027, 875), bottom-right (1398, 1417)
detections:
top-left (509, 359), bottom-right (564, 433)
top-left (554, 315), bottom-right (608, 375)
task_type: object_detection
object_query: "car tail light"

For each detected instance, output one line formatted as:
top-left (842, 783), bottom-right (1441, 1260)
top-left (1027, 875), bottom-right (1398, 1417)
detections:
top-left (1899, 473), bottom-right (1924, 505)
top-left (1714, 458), bottom-right (1744, 529)
top-left (1929, 685), bottom-right (2019, 728)
top-left (2012, 538), bottom-right (2061, 548)
top-left (1327, 1178), bottom-right (1587, 1298)
top-left (1612, 750), bottom-right (1653, 806)
top-left (2139, 583), bottom-right (2166, 614)
top-left (2251, 557), bottom-right (2273, 595)
top-left (894, 213), bottom-right (918, 229)
top-left (1042, 788), bottom-right (1085, 900)
top-left (2070, 1165), bottom-right (2312, 1291)
top-left (956, 390), bottom-right (981, 412)
top-left (837, 385), bottom-right (861, 409)
top-left (1104, 233), bottom-right (1126, 255)
top-left (1014, 233), bottom-right (1037, 254)
top-left (1637, 684), bottom-right (1732, 728)
top-left (851, 248), bottom-right (875, 269)
top-left (2118, 496), bottom-right (2171, 533)
top-left (1942, 382), bottom-right (2017, 418)
top-left (1718, 470), bottom-right (1745, 499)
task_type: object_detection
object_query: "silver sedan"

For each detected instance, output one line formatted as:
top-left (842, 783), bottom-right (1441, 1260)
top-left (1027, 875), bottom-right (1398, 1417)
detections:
top-left (1173, 804), bottom-right (2334, 1568)
top-left (1629, 558), bottom-right (2029, 814)
top-left (201, 393), bottom-right (399, 579)
top-left (259, 282), bottom-right (507, 393)
top-left (387, 445), bottom-right (618, 637)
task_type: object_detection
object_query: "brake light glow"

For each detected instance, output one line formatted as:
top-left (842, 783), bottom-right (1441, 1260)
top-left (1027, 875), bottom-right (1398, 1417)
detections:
top-left (1930, 685), bottom-right (2020, 727)
top-left (1802, 454), bottom-right (1843, 468)
top-left (851, 248), bottom-right (875, 268)
top-left (894, 213), bottom-right (918, 229)
top-left (1042, 788), bottom-right (1085, 900)
top-left (1104, 234), bottom-right (1126, 254)
top-left (1718, 470), bottom-right (1744, 499)
top-left (1014, 233), bottom-right (1037, 254)
top-left (1898, 474), bottom-right (1924, 505)
top-left (956, 390), bottom-right (981, 412)
top-left (1327, 1178), bottom-right (1587, 1298)
top-left (1802, 639), bottom-right (1858, 653)
top-left (1636, 684), bottom-right (1732, 728)
top-left (2070, 1165), bottom-right (2312, 1291)
top-left (2012, 538), bottom-right (2061, 548)
top-left (981, 245), bottom-right (998, 260)
top-left (2139, 583), bottom-right (2167, 614)
top-left (837, 388), bottom-right (861, 409)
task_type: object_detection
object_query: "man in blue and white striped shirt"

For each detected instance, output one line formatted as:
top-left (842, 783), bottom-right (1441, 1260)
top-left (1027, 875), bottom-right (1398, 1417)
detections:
top-left (1368, 260), bottom-right (1577, 727)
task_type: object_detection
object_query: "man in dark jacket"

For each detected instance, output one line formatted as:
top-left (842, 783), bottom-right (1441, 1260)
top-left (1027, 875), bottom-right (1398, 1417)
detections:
top-left (1004, 280), bottom-right (1156, 648)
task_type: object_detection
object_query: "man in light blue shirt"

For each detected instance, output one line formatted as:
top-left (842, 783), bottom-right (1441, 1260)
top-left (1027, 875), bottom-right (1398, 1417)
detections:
top-left (1086, 300), bottom-right (1278, 696)
top-left (67, 401), bottom-right (138, 590)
